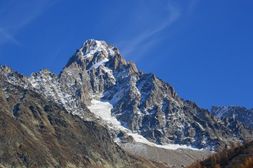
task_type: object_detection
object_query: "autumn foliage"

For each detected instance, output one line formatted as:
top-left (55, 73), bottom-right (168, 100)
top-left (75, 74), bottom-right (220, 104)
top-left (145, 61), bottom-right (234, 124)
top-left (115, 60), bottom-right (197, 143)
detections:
top-left (188, 141), bottom-right (253, 168)
top-left (239, 157), bottom-right (253, 168)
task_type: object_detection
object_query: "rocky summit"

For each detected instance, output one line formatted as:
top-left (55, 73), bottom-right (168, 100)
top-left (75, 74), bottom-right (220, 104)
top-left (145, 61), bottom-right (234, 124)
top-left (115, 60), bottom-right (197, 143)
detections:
top-left (0, 39), bottom-right (252, 167)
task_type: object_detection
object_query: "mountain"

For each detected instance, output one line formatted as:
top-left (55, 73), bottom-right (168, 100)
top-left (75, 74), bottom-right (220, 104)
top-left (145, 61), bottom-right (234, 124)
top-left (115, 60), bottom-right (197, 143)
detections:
top-left (0, 71), bottom-right (166, 168)
top-left (59, 39), bottom-right (251, 150)
top-left (0, 39), bottom-right (252, 167)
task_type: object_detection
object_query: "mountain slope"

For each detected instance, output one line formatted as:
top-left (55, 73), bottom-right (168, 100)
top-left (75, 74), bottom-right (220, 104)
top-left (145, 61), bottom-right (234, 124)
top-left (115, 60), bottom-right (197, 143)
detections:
top-left (0, 76), bottom-right (165, 168)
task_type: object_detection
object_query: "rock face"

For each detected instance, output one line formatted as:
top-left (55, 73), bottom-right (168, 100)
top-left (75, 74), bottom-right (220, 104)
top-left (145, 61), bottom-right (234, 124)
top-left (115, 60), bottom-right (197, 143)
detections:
top-left (58, 39), bottom-right (251, 150)
top-left (211, 106), bottom-right (253, 129)
top-left (211, 106), bottom-right (253, 140)
top-left (0, 75), bottom-right (165, 168)
top-left (0, 39), bottom-right (252, 153)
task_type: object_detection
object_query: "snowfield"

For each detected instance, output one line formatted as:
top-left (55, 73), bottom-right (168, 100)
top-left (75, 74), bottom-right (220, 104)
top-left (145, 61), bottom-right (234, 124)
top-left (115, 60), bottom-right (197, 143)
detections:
top-left (87, 99), bottom-right (122, 128)
top-left (87, 97), bottom-right (202, 151)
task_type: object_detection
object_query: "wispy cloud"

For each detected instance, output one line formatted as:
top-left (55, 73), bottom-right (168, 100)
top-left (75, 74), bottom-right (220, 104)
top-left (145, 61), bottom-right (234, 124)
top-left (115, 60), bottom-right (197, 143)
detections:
top-left (119, 1), bottom-right (181, 59)
top-left (0, 28), bottom-right (21, 46)
top-left (0, 0), bottom-right (56, 46)
top-left (118, 0), bottom-right (198, 61)
top-left (188, 0), bottom-right (199, 14)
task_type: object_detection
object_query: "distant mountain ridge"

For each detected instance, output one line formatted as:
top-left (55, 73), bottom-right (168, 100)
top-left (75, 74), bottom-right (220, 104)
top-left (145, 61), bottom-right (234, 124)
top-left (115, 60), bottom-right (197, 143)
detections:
top-left (211, 106), bottom-right (253, 137)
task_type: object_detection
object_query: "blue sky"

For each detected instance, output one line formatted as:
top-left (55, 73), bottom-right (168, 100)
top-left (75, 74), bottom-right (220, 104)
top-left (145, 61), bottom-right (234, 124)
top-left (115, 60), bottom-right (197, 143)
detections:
top-left (0, 0), bottom-right (252, 108)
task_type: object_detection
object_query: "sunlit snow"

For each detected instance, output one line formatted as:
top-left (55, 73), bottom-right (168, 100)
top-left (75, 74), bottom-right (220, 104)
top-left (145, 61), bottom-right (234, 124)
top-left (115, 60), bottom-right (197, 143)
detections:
top-left (87, 97), bottom-right (202, 151)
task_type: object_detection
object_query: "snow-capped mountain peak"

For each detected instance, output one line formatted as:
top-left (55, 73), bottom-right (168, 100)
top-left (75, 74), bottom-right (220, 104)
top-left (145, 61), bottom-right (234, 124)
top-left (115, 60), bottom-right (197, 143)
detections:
top-left (72, 39), bottom-right (125, 78)
top-left (59, 40), bottom-right (251, 150)
top-left (78, 39), bottom-right (117, 60)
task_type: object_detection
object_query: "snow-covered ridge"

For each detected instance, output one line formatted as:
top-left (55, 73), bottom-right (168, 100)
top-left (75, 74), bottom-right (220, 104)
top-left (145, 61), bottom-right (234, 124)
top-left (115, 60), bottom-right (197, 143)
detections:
top-left (0, 67), bottom-right (87, 119)
top-left (211, 106), bottom-right (230, 119)
top-left (28, 70), bottom-right (90, 118)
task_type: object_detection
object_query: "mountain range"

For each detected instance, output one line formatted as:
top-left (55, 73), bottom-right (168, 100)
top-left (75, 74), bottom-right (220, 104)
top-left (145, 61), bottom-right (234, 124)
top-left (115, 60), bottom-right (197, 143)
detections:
top-left (0, 39), bottom-right (252, 167)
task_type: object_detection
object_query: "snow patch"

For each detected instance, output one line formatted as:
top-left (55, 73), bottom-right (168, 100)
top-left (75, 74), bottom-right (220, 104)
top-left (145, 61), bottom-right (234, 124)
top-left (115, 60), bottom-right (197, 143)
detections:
top-left (196, 122), bottom-right (205, 131)
top-left (87, 99), bottom-right (121, 128)
top-left (88, 58), bottom-right (109, 70)
top-left (101, 66), bottom-right (116, 84)
top-left (127, 133), bottom-right (201, 151)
